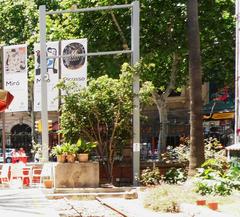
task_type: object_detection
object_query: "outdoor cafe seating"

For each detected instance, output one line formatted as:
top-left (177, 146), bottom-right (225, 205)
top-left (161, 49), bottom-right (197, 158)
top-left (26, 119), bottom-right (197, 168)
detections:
top-left (11, 148), bottom-right (28, 163)
top-left (0, 160), bottom-right (32, 188)
top-left (0, 163), bottom-right (54, 189)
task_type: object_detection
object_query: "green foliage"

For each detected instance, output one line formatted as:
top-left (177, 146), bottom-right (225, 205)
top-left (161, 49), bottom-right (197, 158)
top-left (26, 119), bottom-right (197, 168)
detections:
top-left (0, 0), bottom-right (38, 45)
top-left (194, 157), bottom-right (240, 196)
top-left (140, 167), bottom-right (161, 186)
top-left (59, 65), bottom-right (152, 145)
top-left (59, 66), bottom-right (152, 181)
top-left (50, 145), bottom-right (64, 156)
top-left (59, 66), bottom-right (137, 144)
top-left (225, 158), bottom-right (240, 191)
top-left (0, 0), bottom-right (235, 86)
top-left (204, 137), bottom-right (225, 160)
top-left (61, 143), bottom-right (78, 155)
top-left (163, 144), bottom-right (190, 163)
top-left (195, 178), bottom-right (232, 196)
top-left (194, 158), bottom-right (228, 195)
top-left (164, 137), bottom-right (227, 164)
top-left (163, 168), bottom-right (187, 184)
top-left (75, 138), bottom-right (96, 153)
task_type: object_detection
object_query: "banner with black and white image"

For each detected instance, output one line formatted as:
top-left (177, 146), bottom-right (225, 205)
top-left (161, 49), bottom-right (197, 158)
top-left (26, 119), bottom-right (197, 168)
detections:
top-left (3, 44), bottom-right (28, 112)
top-left (60, 39), bottom-right (87, 88)
top-left (34, 41), bottom-right (59, 111)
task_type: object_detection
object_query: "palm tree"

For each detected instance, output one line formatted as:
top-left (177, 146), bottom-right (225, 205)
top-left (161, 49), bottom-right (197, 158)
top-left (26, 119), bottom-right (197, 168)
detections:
top-left (187, 0), bottom-right (205, 176)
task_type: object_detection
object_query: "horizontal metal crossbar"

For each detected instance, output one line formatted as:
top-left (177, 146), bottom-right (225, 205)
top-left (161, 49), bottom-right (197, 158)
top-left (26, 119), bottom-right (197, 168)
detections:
top-left (46, 4), bottom-right (132, 15)
top-left (46, 50), bottom-right (132, 59)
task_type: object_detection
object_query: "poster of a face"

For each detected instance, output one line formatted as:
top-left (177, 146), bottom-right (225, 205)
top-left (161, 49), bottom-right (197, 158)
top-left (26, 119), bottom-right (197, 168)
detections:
top-left (3, 44), bottom-right (28, 112)
top-left (60, 39), bottom-right (87, 89)
top-left (34, 41), bottom-right (59, 111)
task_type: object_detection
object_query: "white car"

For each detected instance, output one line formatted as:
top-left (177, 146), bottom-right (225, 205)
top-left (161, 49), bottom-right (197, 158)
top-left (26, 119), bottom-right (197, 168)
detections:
top-left (0, 148), bottom-right (15, 163)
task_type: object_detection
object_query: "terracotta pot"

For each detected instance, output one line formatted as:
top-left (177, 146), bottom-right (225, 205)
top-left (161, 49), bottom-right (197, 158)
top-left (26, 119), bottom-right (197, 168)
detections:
top-left (57, 154), bottom-right (66, 163)
top-left (196, 199), bottom-right (206, 206)
top-left (78, 153), bottom-right (89, 162)
top-left (208, 202), bottom-right (218, 211)
top-left (44, 180), bottom-right (53, 188)
top-left (66, 154), bottom-right (76, 163)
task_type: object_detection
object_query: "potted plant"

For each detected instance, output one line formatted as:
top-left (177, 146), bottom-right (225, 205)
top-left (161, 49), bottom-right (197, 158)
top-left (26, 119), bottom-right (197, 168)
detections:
top-left (51, 145), bottom-right (65, 163)
top-left (43, 179), bottom-right (53, 188)
top-left (76, 138), bottom-right (97, 162)
top-left (196, 199), bottom-right (206, 206)
top-left (62, 143), bottom-right (77, 163)
top-left (207, 202), bottom-right (218, 210)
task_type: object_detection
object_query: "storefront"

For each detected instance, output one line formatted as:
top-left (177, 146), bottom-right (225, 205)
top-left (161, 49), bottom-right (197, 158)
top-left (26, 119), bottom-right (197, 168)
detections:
top-left (203, 84), bottom-right (234, 147)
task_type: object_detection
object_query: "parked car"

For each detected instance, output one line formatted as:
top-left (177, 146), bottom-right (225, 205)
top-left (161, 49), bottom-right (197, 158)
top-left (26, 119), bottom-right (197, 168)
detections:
top-left (0, 148), bottom-right (15, 163)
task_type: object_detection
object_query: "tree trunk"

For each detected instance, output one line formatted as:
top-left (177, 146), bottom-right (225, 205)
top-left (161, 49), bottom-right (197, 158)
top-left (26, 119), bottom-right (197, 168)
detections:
top-left (187, 0), bottom-right (205, 176)
top-left (155, 98), bottom-right (168, 154)
top-left (159, 104), bottom-right (168, 153)
top-left (152, 53), bottom-right (180, 157)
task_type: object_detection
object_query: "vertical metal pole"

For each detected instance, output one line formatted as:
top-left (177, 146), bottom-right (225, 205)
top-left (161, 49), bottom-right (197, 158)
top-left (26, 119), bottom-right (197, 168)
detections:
top-left (40, 5), bottom-right (49, 162)
top-left (235, 0), bottom-right (240, 144)
top-left (1, 47), bottom-right (6, 163)
top-left (2, 113), bottom-right (6, 163)
top-left (131, 1), bottom-right (140, 186)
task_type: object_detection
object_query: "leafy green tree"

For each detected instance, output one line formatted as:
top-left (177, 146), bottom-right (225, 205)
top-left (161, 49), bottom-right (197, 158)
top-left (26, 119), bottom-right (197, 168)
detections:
top-left (199, 0), bottom-right (235, 85)
top-left (0, 0), bottom-right (234, 84)
top-left (0, 0), bottom-right (235, 167)
top-left (58, 64), bottom-right (153, 183)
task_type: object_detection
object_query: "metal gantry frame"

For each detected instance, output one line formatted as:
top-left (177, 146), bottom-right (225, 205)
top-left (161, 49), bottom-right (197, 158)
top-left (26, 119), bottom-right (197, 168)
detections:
top-left (39, 1), bottom-right (140, 185)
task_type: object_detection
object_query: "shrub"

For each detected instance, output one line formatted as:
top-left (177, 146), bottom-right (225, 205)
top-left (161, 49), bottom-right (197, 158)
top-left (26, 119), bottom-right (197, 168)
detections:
top-left (143, 184), bottom-right (198, 212)
top-left (164, 137), bottom-right (226, 164)
top-left (195, 178), bottom-right (232, 196)
top-left (194, 158), bottom-right (234, 196)
top-left (225, 158), bottom-right (240, 190)
top-left (163, 168), bottom-right (187, 184)
top-left (140, 167), bottom-right (161, 186)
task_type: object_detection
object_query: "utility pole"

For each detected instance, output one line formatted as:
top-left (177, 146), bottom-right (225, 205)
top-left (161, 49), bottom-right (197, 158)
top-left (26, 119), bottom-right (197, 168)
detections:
top-left (131, 1), bottom-right (140, 186)
top-left (39, 5), bottom-right (49, 162)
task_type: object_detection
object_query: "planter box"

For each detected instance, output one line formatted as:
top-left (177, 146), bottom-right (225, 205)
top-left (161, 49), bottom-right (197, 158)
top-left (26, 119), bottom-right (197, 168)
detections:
top-left (54, 162), bottom-right (99, 188)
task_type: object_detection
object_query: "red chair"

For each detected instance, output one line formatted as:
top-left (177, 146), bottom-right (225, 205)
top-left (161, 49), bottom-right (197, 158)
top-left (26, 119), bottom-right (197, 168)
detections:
top-left (11, 156), bottom-right (28, 164)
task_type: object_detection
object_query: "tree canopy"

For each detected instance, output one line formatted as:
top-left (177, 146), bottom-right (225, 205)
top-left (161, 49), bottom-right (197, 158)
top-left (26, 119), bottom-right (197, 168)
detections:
top-left (0, 0), bottom-right (235, 88)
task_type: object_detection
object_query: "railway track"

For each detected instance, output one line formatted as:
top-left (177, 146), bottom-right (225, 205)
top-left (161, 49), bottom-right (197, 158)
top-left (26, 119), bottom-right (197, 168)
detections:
top-left (56, 197), bottom-right (129, 217)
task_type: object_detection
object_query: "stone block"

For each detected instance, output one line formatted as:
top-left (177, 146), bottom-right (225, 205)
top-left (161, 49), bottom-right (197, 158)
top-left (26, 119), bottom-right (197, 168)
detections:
top-left (54, 162), bottom-right (99, 188)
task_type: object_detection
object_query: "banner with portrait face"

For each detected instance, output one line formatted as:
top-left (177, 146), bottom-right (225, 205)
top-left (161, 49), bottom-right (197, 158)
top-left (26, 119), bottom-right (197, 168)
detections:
top-left (60, 39), bottom-right (87, 89)
top-left (3, 44), bottom-right (28, 112)
top-left (34, 41), bottom-right (59, 111)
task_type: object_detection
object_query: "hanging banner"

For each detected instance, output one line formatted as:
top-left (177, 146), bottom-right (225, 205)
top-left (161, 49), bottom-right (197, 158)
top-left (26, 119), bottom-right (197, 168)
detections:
top-left (3, 44), bottom-right (28, 112)
top-left (34, 41), bottom-right (59, 111)
top-left (60, 39), bottom-right (87, 89)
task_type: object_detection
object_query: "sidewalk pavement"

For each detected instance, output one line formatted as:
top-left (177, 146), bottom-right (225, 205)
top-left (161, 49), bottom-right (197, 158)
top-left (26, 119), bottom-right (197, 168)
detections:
top-left (0, 188), bottom-right (59, 217)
